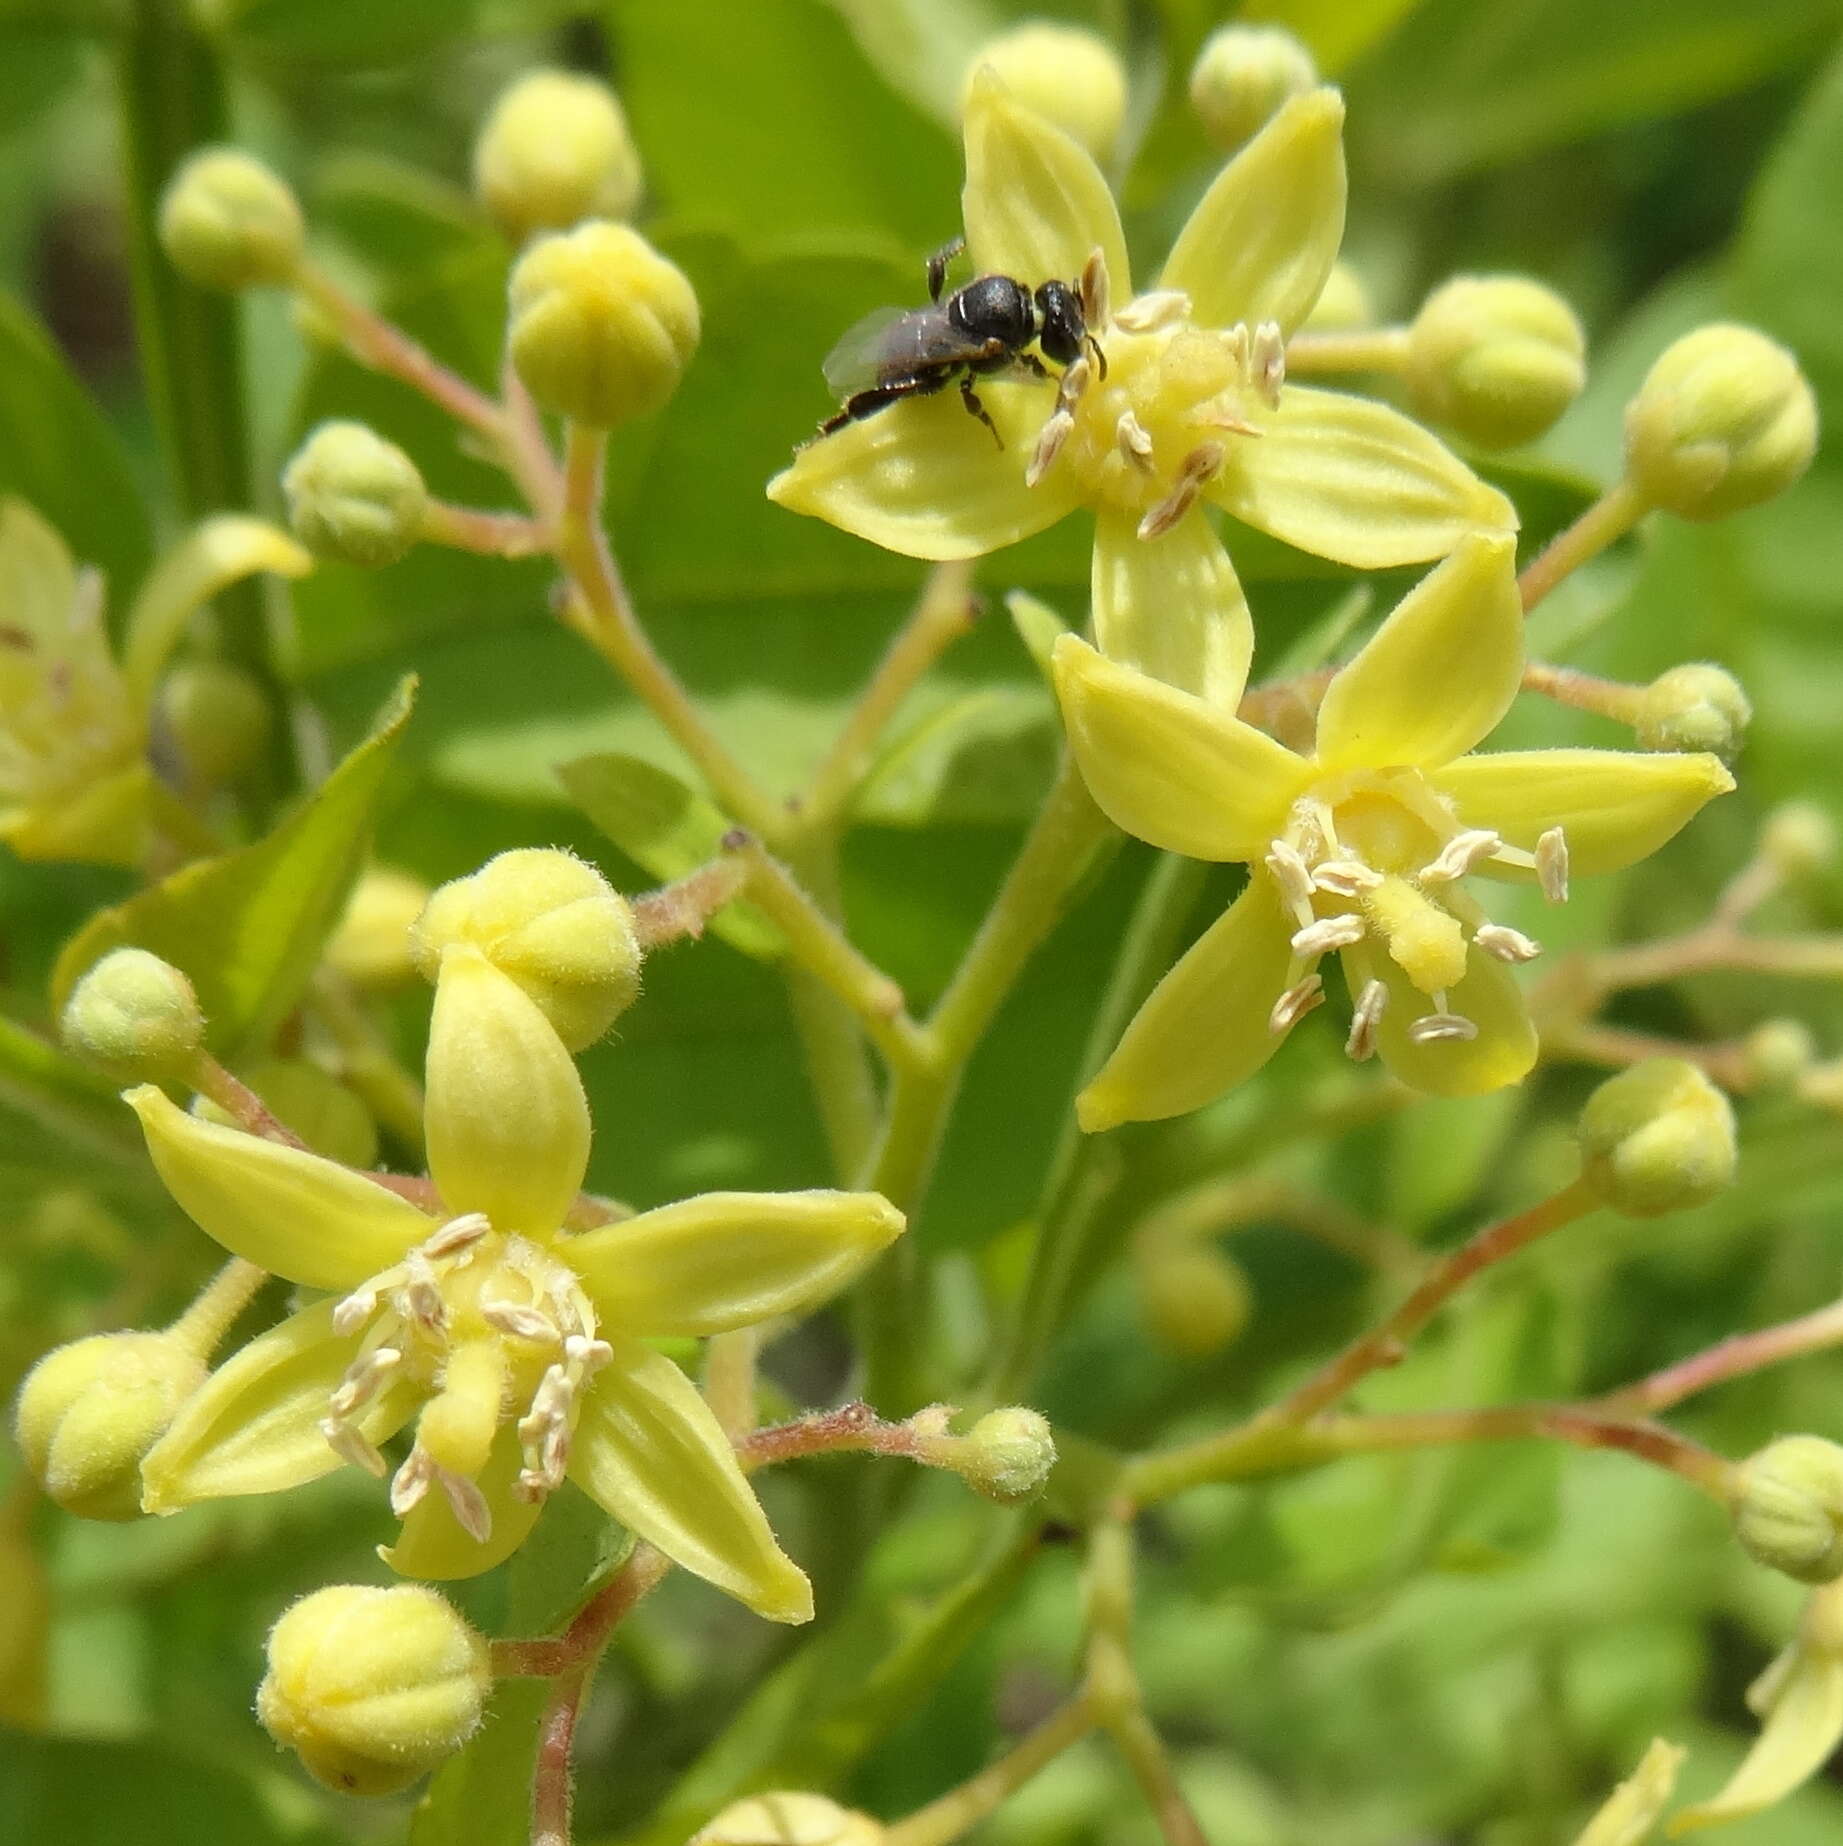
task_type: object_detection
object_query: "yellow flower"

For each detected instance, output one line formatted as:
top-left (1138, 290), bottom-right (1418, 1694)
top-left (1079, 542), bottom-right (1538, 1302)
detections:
top-left (769, 78), bottom-right (1513, 708)
top-left (128, 945), bottom-right (905, 1621)
top-left (1053, 533), bottom-right (1733, 1124)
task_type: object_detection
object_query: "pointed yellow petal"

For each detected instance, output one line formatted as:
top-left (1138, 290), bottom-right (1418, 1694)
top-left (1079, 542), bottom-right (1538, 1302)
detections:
top-left (1340, 940), bottom-right (1537, 1098)
top-left (1212, 386), bottom-right (1517, 568)
top-left (569, 1191), bottom-right (904, 1337)
top-left (962, 66), bottom-right (1131, 298)
top-left (0, 498), bottom-right (78, 647)
top-left (767, 387), bottom-right (1076, 560)
top-left (424, 947), bottom-right (589, 1236)
top-left (1431, 750), bottom-right (1735, 879)
top-left (126, 1085), bottom-right (431, 1290)
top-left (1079, 874), bottom-right (1295, 1130)
top-left (1160, 88), bottom-right (1346, 337)
top-left (569, 1337), bottom-right (812, 1624)
top-left (1091, 507), bottom-right (1253, 710)
top-left (2, 763), bottom-right (153, 869)
top-left (1052, 634), bottom-right (1307, 860)
top-left (1314, 534), bottom-right (1523, 773)
top-left (1573, 1739), bottom-right (1686, 1846)
top-left (380, 1423), bottom-right (541, 1582)
top-left (140, 1298), bottom-right (417, 1511)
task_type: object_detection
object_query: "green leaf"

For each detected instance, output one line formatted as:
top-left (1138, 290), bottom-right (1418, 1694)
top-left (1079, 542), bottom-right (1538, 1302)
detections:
top-left (49, 678), bottom-right (416, 1057)
top-left (409, 1677), bottom-right (551, 1846)
top-left (854, 684), bottom-right (1058, 827)
top-left (202, 0), bottom-right (576, 64)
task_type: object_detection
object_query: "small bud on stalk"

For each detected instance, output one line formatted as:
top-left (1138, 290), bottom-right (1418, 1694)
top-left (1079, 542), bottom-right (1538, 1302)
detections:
top-left (474, 69), bottom-right (643, 242)
top-left (1578, 1059), bottom-right (1737, 1218)
top-left (965, 24), bottom-right (1128, 163)
top-left (158, 147), bottom-right (304, 291)
top-left (1188, 25), bottom-right (1318, 150)
top-left (1734, 1436), bottom-right (1843, 1586)
top-left (61, 948), bottom-right (205, 1084)
top-left (1634, 664), bottom-right (1751, 759)
top-left (1761, 802), bottom-right (1835, 880)
top-left (1741, 1020), bottom-right (1816, 1094)
top-left (692, 1792), bottom-right (885, 1846)
top-left (954, 1407), bottom-right (1058, 1504)
top-left (156, 659), bottom-right (272, 791)
top-left (283, 422), bottom-right (429, 568)
top-left (1136, 1242), bottom-right (1253, 1357)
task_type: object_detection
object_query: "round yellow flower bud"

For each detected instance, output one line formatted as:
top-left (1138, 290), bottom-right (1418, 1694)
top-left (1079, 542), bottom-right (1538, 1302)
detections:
top-left (474, 69), bottom-right (643, 242)
top-left (1633, 663), bottom-right (1751, 759)
top-left (412, 847), bottom-right (642, 1050)
top-left (956, 1406), bottom-right (1057, 1504)
top-left (1404, 275), bottom-right (1586, 450)
top-left (1624, 323), bottom-right (1818, 521)
top-left (1761, 801), bottom-right (1836, 880)
top-left (508, 221), bottom-right (700, 428)
top-left (1187, 24), bottom-right (1317, 150)
top-left (283, 421), bottom-right (429, 568)
top-left (193, 1058), bottom-right (378, 1168)
top-left (1578, 1059), bottom-right (1737, 1219)
top-left (158, 147), bottom-right (305, 292)
top-left (1742, 1019), bottom-right (1816, 1095)
top-left (257, 1584), bottom-right (490, 1796)
top-left (964, 24), bottom-right (1128, 164)
top-left (156, 659), bottom-right (272, 791)
top-left (61, 948), bottom-right (206, 1083)
top-left (1302, 260), bottom-right (1374, 334)
top-left (692, 1792), bottom-right (885, 1846)
top-left (326, 865), bottom-right (433, 987)
top-left (14, 1332), bottom-right (205, 1520)
top-left (1137, 1242), bottom-right (1253, 1358)
top-left (1734, 1436), bottom-right (1843, 1585)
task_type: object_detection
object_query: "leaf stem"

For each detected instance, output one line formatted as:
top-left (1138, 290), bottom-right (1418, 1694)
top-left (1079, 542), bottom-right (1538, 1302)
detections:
top-left (1595, 1299), bottom-right (1843, 1418)
top-left (1281, 326), bottom-right (1412, 376)
top-left (1517, 480), bottom-right (1645, 612)
top-left (165, 1256), bottom-right (266, 1359)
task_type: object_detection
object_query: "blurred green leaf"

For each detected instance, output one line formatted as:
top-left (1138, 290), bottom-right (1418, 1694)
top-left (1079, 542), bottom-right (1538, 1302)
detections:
top-left (202, 0), bottom-right (576, 64)
top-left (1241, 0), bottom-right (1425, 73)
top-left (854, 683), bottom-right (1057, 826)
top-left (410, 1678), bottom-right (550, 1846)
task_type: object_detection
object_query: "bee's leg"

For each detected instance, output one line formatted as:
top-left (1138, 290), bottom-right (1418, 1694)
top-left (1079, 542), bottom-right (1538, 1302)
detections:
top-left (927, 234), bottom-right (967, 303)
top-left (1014, 352), bottom-right (1054, 381)
top-left (813, 371), bottom-right (946, 440)
top-left (958, 376), bottom-right (1004, 449)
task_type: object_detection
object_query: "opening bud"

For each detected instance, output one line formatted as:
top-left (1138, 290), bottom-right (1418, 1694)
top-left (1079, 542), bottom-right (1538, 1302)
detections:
top-left (1742, 1019), bottom-right (1816, 1095)
top-left (508, 221), bottom-right (700, 427)
top-left (954, 1407), bottom-right (1057, 1504)
top-left (326, 865), bottom-right (433, 987)
top-left (61, 947), bottom-right (205, 1083)
top-left (14, 1331), bottom-right (205, 1520)
top-left (1302, 260), bottom-right (1374, 334)
top-left (193, 1058), bottom-right (378, 1167)
top-left (1578, 1058), bottom-right (1737, 1219)
top-left (1404, 275), bottom-right (1586, 450)
top-left (1734, 1436), bottom-right (1843, 1585)
top-left (412, 848), bottom-right (641, 1050)
top-left (964, 24), bottom-right (1128, 163)
top-left (474, 69), bottom-right (642, 243)
top-left (1633, 663), bottom-right (1751, 759)
top-left (257, 1584), bottom-right (490, 1796)
top-left (155, 659), bottom-right (272, 791)
top-left (1624, 323), bottom-right (1817, 521)
top-left (283, 421), bottom-right (429, 568)
top-left (691, 1792), bottom-right (885, 1846)
top-left (158, 147), bottom-right (304, 292)
top-left (1187, 25), bottom-right (1317, 150)
top-left (1135, 1242), bottom-right (1252, 1358)
top-left (1761, 801), bottom-right (1836, 880)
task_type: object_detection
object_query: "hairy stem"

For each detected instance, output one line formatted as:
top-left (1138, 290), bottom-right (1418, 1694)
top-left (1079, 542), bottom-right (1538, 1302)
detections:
top-left (1282, 326), bottom-right (1412, 375)
top-left (1517, 481), bottom-right (1645, 612)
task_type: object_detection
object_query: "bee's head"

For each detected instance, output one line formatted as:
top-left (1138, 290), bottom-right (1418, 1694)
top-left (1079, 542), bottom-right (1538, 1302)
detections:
top-left (1034, 280), bottom-right (1087, 367)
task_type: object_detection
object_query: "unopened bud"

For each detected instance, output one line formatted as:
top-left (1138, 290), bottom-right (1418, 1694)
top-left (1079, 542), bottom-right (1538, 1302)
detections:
top-left (1761, 801), bottom-right (1835, 879)
top-left (14, 1332), bottom-right (205, 1520)
top-left (156, 659), bottom-right (272, 791)
top-left (965, 24), bottom-right (1128, 163)
top-left (1302, 260), bottom-right (1373, 334)
top-left (1404, 276), bottom-right (1586, 450)
top-left (158, 147), bottom-right (304, 291)
top-left (326, 865), bottom-right (432, 987)
top-left (692, 1792), bottom-right (885, 1846)
top-left (956, 1407), bottom-right (1056, 1504)
top-left (1734, 1436), bottom-right (1843, 1585)
top-left (193, 1059), bottom-right (377, 1168)
top-left (1633, 663), bottom-right (1750, 759)
top-left (412, 847), bottom-right (641, 1050)
top-left (1742, 1019), bottom-right (1817, 1094)
top-left (257, 1585), bottom-right (489, 1795)
top-left (1136, 1243), bottom-right (1252, 1358)
top-left (283, 421), bottom-right (428, 568)
top-left (1624, 323), bottom-right (1817, 521)
top-left (1578, 1058), bottom-right (1737, 1218)
top-left (61, 948), bottom-right (205, 1083)
top-left (474, 69), bottom-right (642, 243)
top-left (1187, 25), bottom-right (1317, 150)
top-left (508, 221), bottom-right (700, 427)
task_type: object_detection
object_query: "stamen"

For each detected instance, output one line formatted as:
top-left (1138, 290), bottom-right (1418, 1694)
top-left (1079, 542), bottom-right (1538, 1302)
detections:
top-left (1420, 829), bottom-right (1503, 884)
top-left (1291, 913), bottom-right (1366, 957)
top-left (1269, 973), bottom-right (1324, 1033)
top-left (1112, 289), bottom-right (1190, 333)
top-left (1345, 979), bottom-right (1388, 1061)
top-left (564, 1335), bottom-right (613, 1373)
top-left (401, 1252), bottom-right (447, 1332)
top-left (1264, 840), bottom-right (1316, 911)
top-left (1474, 923), bottom-right (1542, 964)
top-left (1251, 320), bottom-right (1285, 408)
top-left (1313, 859), bottom-right (1384, 898)
top-left (320, 1417), bottom-right (388, 1478)
top-left (437, 1467), bottom-right (494, 1544)
top-left (1137, 442), bottom-right (1225, 541)
top-left (389, 1447), bottom-right (435, 1517)
top-left (423, 1212), bottom-right (491, 1257)
top-left (1026, 410), bottom-right (1073, 487)
top-left (1407, 1009), bottom-right (1479, 1045)
top-left (332, 1287), bottom-right (379, 1338)
top-left (1115, 409), bottom-right (1156, 470)
top-left (1536, 827), bottom-right (1570, 904)
top-left (328, 1346), bottom-right (402, 1417)
top-left (483, 1300), bottom-right (562, 1343)
top-left (1079, 248), bottom-right (1111, 328)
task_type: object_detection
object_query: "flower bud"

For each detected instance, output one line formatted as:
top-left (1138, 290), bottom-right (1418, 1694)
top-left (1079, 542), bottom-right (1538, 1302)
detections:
top-left (61, 948), bottom-right (206, 1083)
top-left (1302, 260), bottom-right (1373, 334)
top-left (326, 865), bottom-right (433, 987)
top-left (1136, 1242), bottom-right (1252, 1358)
top-left (1632, 663), bottom-right (1750, 759)
top-left (256, 1584), bottom-right (490, 1796)
top-left (1404, 275), bottom-right (1586, 450)
top-left (1188, 25), bottom-right (1317, 150)
top-left (412, 848), bottom-right (641, 1050)
top-left (1761, 801), bottom-right (1836, 880)
top-left (473, 69), bottom-right (643, 243)
top-left (282, 421), bottom-right (428, 568)
top-left (964, 24), bottom-right (1128, 164)
top-left (1624, 323), bottom-right (1818, 521)
top-left (1734, 1437), bottom-right (1843, 1585)
top-left (507, 221), bottom-right (700, 427)
top-left (193, 1059), bottom-right (378, 1168)
top-left (158, 147), bottom-right (305, 291)
top-left (955, 1407), bottom-right (1057, 1504)
top-left (156, 659), bottom-right (272, 791)
top-left (1578, 1058), bottom-right (1737, 1219)
top-left (1742, 1019), bottom-right (1816, 1095)
top-left (692, 1792), bottom-right (885, 1846)
top-left (14, 1332), bottom-right (205, 1520)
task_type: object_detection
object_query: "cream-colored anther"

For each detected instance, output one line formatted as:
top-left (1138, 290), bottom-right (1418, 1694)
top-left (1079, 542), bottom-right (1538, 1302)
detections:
top-left (483, 1300), bottom-right (561, 1343)
top-left (1269, 973), bottom-right (1325, 1032)
top-left (1112, 290), bottom-right (1192, 333)
top-left (320, 1417), bottom-right (388, 1477)
top-left (439, 1469), bottom-right (493, 1543)
top-left (390, 1448), bottom-right (435, 1517)
top-left (1116, 409), bottom-right (1156, 469)
top-left (424, 1213), bottom-right (491, 1258)
top-left (1407, 1010), bottom-right (1479, 1045)
top-left (1080, 247), bottom-right (1112, 329)
top-left (1345, 979), bottom-right (1388, 1061)
top-left (332, 1288), bottom-right (379, 1338)
top-left (1138, 442), bottom-right (1225, 539)
top-left (1420, 829), bottom-right (1502, 884)
top-left (1536, 826), bottom-right (1570, 903)
top-left (1474, 922), bottom-right (1541, 963)
top-left (328, 1347), bottom-right (401, 1418)
top-left (1026, 409), bottom-right (1075, 487)
top-left (1291, 913), bottom-right (1366, 957)
top-left (1251, 320), bottom-right (1285, 407)
top-left (1264, 841), bottom-right (1316, 910)
top-left (1313, 859), bottom-right (1384, 897)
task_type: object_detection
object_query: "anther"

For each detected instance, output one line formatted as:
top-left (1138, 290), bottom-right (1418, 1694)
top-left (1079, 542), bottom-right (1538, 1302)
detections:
top-left (1115, 409), bottom-right (1156, 470)
top-left (483, 1300), bottom-right (562, 1343)
top-left (1112, 289), bottom-right (1190, 333)
top-left (438, 1468), bottom-right (493, 1544)
top-left (328, 1346), bottom-right (402, 1418)
top-left (1313, 859), bottom-right (1384, 898)
top-left (320, 1417), bottom-right (388, 1478)
top-left (1079, 248), bottom-right (1112, 329)
top-left (1474, 923), bottom-right (1542, 963)
top-left (1291, 913), bottom-right (1366, 957)
top-left (1137, 442), bottom-right (1225, 541)
top-left (1536, 827), bottom-right (1570, 904)
top-left (389, 1448), bottom-right (435, 1517)
top-left (564, 1334), bottom-right (613, 1373)
top-left (332, 1288), bottom-right (379, 1338)
top-left (1251, 320), bottom-right (1285, 408)
top-left (423, 1212), bottom-right (491, 1257)
top-left (1407, 1011), bottom-right (1479, 1045)
top-left (1420, 829), bottom-right (1502, 884)
top-left (1264, 840), bottom-right (1316, 910)
top-left (1269, 972), bottom-right (1324, 1032)
top-left (1345, 979), bottom-right (1388, 1061)
top-left (1026, 410), bottom-right (1074, 487)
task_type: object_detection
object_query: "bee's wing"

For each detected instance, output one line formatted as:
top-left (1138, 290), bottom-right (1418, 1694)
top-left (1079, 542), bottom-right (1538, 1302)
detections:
top-left (821, 307), bottom-right (914, 398)
top-left (822, 306), bottom-right (997, 398)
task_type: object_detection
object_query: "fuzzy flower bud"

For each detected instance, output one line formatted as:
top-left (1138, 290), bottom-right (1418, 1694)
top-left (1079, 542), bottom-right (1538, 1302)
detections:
top-left (1624, 323), bottom-right (1818, 521)
top-left (158, 147), bottom-right (304, 291)
top-left (14, 1332), bottom-right (205, 1520)
top-left (955, 1407), bottom-right (1057, 1504)
top-left (283, 421), bottom-right (428, 568)
top-left (1404, 275), bottom-right (1586, 450)
top-left (508, 221), bottom-right (700, 427)
top-left (1188, 25), bottom-right (1317, 150)
top-left (1633, 663), bottom-right (1751, 759)
top-left (1578, 1059), bottom-right (1737, 1219)
top-left (1761, 801), bottom-right (1836, 880)
top-left (964, 24), bottom-right (1128, 163)
top-left (193, 1059), bottom-right (378, 1168)
top-left (692, 1792), bottom-right (885, 1846)
top-left (412, 847), bottom-right (641, 1050)
top-left (326, 865), bottom-right (433, 987)
top-left (156, 659), bottom-right (272, 791)
top-left (474, 69), bottom-right (642, 243)
top-left (257, 1584), bottom-right (490, 1796)
top-left (61, 948), bottom-right (205, 1083)
top-left (1742, 1019), bottom-right (1817, 1095)
top-left (1734, 1437), bottom-right (1843, 1586)
top-left (1137, 1243), bottom-right (1253, 1358)
top-left (1302, 260), bottom-right (1373, 334)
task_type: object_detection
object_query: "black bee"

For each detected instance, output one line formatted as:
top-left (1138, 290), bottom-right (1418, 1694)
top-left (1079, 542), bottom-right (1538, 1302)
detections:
top-left (812, 237), bottom-right (1102, 448)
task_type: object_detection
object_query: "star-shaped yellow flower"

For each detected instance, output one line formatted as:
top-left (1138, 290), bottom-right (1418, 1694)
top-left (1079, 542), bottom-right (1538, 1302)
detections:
top-left (1052, 533), bottom-right (1734, 1123)
top-left (129, 945), bottom-right (905, 1621)
top-left (769, 77), bottom-right (1514, 709)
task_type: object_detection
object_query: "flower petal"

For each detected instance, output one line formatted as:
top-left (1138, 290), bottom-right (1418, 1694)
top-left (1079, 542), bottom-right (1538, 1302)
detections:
top-left (1340, 939), bottom-right (1537, 1098)
top-left (1079, 874), bottom-right (1295, 1131)
top-left (1052, 634), bottom-right (1307, 860)
top-left (126, 1085), bottom-right (430, 1290)
top-left (569, 1191), bottom-right (905, 1337)
top-left (570, 1337), bottom-right (813, 1624)
top-left (1091, 507), bottom-right (1253, 710)
top-left (425, 946), bottom-right (589, 1236)
top-left (1574, 1738), bottom-right (1686, 1846)
top-left (1314, 533), bottom-right (1523, 773)
top-left (1431, 750), bottom-right (1735, 879)
top-left (1159, 88), bottom-right (1346, 337)
top-left (140, 1298), bottom-right (417, 1511)
top-left (1213, 386), bottom-right (1517, 568)
top-left (379, 1423), bottom-right (542, 1582)
top-left (962, 66), bottom-right (1131, 298)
